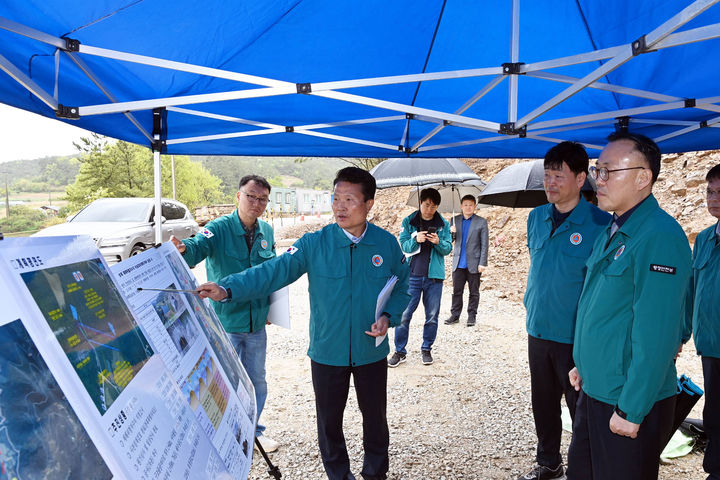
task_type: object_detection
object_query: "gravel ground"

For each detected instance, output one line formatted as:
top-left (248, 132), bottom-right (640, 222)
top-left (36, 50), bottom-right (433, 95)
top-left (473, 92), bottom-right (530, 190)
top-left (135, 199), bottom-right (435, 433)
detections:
top-left (249, 275), bottom-right (707, 480)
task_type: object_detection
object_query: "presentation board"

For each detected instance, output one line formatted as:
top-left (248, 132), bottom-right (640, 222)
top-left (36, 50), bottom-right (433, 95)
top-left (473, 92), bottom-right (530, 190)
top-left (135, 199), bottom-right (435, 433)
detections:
top-left (0, 236), bottom-right (256, 479)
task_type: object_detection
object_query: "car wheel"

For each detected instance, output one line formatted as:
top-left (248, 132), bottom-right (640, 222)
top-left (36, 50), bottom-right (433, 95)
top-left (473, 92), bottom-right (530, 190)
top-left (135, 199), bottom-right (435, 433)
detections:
top-left (129, 244), bottom-right (146, 256)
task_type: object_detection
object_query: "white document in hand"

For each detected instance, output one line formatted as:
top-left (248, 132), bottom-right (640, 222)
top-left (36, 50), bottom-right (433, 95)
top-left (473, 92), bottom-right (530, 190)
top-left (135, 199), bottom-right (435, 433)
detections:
top-left (374, 275), bottom-right (399, 347)
top-left (267, 286), bottom-right (291, 329)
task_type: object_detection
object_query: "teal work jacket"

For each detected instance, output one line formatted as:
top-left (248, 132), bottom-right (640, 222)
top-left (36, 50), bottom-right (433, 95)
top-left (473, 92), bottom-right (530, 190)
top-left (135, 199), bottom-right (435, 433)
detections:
top-left (524, 197), bottom-right (611, 344)
top-left (398, 211), bottom-right (452, 280)
top-left (219, 222), bottom-right (411, 367)
top-left (684, 222), bottom-right (720, 359)
top-left (573, 195), bottom-right (691, 424)
top-left (181, 211), bottom-right (275, 333)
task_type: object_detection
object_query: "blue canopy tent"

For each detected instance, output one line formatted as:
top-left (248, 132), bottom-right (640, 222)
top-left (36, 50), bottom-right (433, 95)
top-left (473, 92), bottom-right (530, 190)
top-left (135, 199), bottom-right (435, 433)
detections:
top-left (2, 0), bottom-right (720, 241)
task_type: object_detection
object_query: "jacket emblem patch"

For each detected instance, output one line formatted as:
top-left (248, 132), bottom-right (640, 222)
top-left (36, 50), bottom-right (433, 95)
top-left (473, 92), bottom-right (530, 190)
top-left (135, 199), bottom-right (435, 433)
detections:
top-left (286, 246), bottom-right (298, 255)
top-left (372, 255), bottom-right (383, 267)
top-left (570, 232), bottom-right (583, 245)
top-left (614, 244), bottom-right (625, 260)
top-left (261, 239), bottom-right (268, 249)
top-left (200, 228), bottom-right (214, 238)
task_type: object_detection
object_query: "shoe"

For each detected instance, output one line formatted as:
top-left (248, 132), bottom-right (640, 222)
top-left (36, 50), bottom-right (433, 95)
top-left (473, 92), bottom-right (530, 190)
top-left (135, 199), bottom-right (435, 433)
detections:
top-left (421, 350), bottom-right (434, 365)
top-left (255, 434), bottom-right (280, 453)
top-left (444, 316), bottom-right (459, 325)
top-left (388, 352), bottom-right (406, 367)
top-left (466, 318), bottom-right (476, 327)
top-left (517, 464), bottom-right (563, 480)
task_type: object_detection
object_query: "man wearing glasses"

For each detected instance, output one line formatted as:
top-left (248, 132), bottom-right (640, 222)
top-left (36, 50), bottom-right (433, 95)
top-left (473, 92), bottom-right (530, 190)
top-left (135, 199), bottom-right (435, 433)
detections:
top-left (566, 132), bottom-right (691, 479)
top-left (518, 142), bottom-right (610, 480)
top-left (195, 167), bottom-right (411, 480)
top-left (171, 174), bottom-right (279, 452)
top-left (684, 163), bottom-right (720, 480)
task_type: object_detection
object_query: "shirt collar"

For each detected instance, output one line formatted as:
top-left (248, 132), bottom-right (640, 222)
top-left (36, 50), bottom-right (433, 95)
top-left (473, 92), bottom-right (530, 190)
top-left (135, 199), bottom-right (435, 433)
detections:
top-left (612, 195), bottom-right (650, 229)
top-left (342, 222), bottom-right (368, 243)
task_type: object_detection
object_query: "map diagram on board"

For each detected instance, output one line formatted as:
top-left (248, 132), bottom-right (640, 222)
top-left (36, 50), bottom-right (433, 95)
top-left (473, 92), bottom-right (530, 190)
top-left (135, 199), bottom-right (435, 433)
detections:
top-left (21, 259), bottom-right (154, 414)
top-left (0, 319), bottom-right (113, 480)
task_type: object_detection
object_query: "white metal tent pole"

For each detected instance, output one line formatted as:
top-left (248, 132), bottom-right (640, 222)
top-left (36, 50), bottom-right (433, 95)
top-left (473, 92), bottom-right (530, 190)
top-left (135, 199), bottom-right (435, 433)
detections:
top-left (152, 109), bottom-right (164, 245)
top-left (171, 155), bottom-right (176, 200)
top-left (508, 0), bottom-right (520, 124)
top-left (153, 149), bottom-right (162, 244)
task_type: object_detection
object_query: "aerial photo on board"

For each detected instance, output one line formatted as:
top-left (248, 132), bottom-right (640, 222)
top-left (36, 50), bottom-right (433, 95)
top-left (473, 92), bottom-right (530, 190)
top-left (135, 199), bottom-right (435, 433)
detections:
top-left (0, 318), bottom-right (113, 479)
top-left (20, 258), bottom-right (154, 414)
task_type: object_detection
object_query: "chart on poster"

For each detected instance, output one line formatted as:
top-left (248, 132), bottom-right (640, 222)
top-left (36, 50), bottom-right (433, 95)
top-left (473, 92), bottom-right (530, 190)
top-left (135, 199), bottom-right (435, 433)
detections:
top-left (0, 236), bottom-right (237, 479)
top-left (113, 243), bottom-right (256, 479)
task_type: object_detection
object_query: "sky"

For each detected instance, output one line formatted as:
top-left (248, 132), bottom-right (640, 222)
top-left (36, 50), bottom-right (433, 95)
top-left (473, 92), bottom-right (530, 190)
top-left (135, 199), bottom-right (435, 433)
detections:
top-left (0, 103), bottom-right (92, 164)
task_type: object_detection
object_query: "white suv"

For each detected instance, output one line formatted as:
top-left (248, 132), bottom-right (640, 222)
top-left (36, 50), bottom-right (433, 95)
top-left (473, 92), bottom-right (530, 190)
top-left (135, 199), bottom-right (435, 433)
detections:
top-left (33, 198), bottom-right (199, 263)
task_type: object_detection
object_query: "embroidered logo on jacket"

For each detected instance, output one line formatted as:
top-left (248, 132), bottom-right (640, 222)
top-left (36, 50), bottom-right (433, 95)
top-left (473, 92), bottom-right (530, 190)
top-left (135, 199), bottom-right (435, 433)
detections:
top-left (570, 232), bottom-right (583, 245)
top-left (200, 228), bottom-right (214, 238)
top-left (650, 264), bottom-right (676, 275)
top-left (261, 239), bottom-right (268, 249)
top-left (614, 245), bottom-right (625, 260)
top-left (372, 255), bottom-right (383, 267)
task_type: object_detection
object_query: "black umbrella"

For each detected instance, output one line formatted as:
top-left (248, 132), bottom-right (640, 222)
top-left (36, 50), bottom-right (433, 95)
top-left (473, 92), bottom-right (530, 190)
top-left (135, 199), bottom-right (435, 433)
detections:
top-left (477, 159), bottom-right (596, 208)
top-left (370, 158), bottom-right (481, 189)
top-left (405, 180), bottom-right (486, 213)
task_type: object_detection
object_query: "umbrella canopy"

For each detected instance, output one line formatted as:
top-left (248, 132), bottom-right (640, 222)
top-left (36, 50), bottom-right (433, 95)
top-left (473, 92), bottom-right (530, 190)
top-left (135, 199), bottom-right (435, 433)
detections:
top-left (406, 180), bottom-right (486, 213)
top-left (477, 159), bottom-right (595, 208)
top-left (370, 158), bottom-right (480, 189)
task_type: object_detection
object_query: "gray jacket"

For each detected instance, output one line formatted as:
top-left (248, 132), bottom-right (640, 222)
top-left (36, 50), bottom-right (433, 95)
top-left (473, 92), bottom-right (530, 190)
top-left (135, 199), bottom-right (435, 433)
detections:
top-left (451, 214), bottom-right (489, 272)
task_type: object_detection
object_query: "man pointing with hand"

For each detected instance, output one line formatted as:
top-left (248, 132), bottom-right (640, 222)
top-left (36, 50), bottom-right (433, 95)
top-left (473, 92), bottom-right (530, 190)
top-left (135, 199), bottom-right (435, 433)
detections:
top-left (198, 167), bottom-right (410, 480)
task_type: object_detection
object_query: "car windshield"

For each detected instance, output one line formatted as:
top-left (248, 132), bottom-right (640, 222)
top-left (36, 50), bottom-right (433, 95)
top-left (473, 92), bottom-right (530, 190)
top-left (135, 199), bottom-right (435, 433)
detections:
top-left (71, 200), bottom-right (151, 223)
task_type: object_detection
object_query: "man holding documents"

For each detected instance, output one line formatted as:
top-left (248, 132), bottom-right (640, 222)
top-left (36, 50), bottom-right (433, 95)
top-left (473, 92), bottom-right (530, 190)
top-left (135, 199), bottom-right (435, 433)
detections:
top-left (171, 174), bottom-right (279, 451)
top-left (197, 167), bottom-right (410, 480)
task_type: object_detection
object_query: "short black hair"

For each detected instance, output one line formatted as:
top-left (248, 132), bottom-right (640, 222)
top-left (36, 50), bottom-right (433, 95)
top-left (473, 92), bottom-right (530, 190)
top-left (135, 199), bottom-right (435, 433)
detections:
top-left (239, 174), bottom-right (271, 192)
top-left (420, 188), bottom-right (441, 205)
top-left (607, 131), bottom-right (661, 183)
top-left (334, 167), bottom-right (376, 201)
top-left (544, 141), bottom-right (589, 176)
top-left (706, 163), bottom-right (720, 182)
top-left (461, 194), bottom-right (477, 204)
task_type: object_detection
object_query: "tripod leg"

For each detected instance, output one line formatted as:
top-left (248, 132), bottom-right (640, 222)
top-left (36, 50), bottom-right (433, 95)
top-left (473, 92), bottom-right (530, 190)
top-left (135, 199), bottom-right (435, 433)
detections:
top-left (254, 436), bottom-right (282, 479)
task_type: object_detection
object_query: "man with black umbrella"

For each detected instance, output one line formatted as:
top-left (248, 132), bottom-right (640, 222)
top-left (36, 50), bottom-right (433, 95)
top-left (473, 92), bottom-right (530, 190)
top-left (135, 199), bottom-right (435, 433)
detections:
top-left (518, 141), bottom-right (610, 480)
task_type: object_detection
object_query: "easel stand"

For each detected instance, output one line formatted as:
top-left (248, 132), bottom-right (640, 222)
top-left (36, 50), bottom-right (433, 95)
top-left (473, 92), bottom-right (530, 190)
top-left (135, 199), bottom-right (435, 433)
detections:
top-left (254, 437), bottom-right (282, 479)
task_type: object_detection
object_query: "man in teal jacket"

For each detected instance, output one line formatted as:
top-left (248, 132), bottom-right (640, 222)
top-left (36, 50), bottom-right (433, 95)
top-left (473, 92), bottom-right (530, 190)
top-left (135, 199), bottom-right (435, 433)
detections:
top-left (197, 167), bottom-right (410, 480)
top-left (519, 142), bottom-right (610, 480)
top-left (389, 188), bottom-right (452, 367)
top-left (171, 174), bottom-right (278, 451)
top-left (684, 163), bottom-right (720, 480)
top-left (566, 133), bottom-right (691, 480)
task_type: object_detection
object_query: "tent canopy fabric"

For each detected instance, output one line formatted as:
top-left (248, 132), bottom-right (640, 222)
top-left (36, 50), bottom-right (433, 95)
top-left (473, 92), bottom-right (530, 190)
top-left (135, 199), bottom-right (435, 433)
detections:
top-left (2, 1), bottom-right (720, 159)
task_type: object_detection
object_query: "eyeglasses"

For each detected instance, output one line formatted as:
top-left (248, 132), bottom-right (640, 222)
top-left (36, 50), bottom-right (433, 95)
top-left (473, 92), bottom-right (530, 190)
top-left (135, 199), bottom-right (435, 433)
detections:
top-left (589, 165), bottom-right (647, 182)
top-left (239, 190), bottom-right (269, 205)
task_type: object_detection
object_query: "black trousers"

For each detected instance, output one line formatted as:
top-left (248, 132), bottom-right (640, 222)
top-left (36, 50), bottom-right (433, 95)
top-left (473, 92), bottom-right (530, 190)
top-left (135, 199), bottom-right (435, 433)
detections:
top-left (703, 356), bottom-right (720, 480)
top-left (566, 390), bottom-right (675, 480)
top-left (450, 267), bottom-right (481, 319)
top-left (528, 335), bottom-right (578, 467)
top-left (311, 358), bottom-right (389, 480)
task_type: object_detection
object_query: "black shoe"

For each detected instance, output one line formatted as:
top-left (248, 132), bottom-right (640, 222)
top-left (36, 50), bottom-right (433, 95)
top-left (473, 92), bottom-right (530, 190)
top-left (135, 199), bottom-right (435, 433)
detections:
top-left (421, 350), bottom-right (434, 365)
top-left (444, 316), bottom-right (459, 325)
top-left (466, 317), bottom-right (476, 327)
top-left (388, 352), bottom-right (406, 368)
top-left (517, 464), bottom-right (564, 480)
